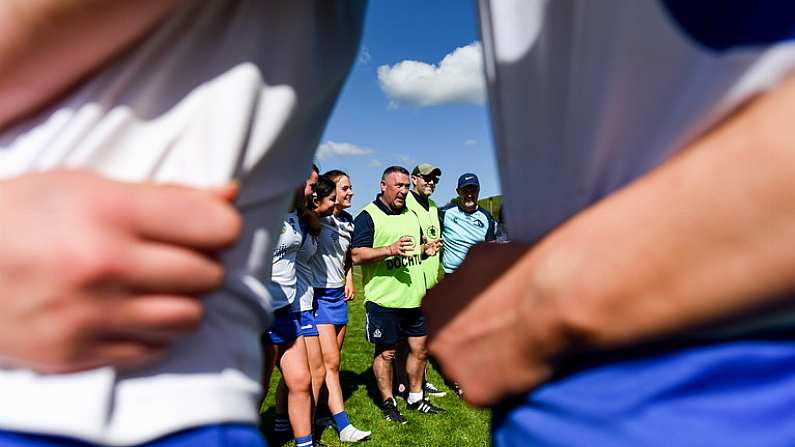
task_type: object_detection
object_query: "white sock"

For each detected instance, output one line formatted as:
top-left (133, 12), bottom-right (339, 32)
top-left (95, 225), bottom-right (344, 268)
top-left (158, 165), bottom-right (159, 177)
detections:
top-left (407, 391), bottom-right (423, 404)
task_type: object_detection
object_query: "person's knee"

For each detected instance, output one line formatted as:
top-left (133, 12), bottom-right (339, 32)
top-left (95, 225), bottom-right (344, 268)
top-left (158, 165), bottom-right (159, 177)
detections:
top-left (312, 363), bottom-right (326, 380)
top-left (410, 341), bottom-right (428, 361)
top-left (323, 350), bottom-right (340, 373)
top-left (285, 367), bottom-right (312, 392)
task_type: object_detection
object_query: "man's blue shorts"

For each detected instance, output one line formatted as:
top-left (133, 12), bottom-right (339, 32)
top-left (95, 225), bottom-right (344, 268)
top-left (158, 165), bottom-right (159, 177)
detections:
top-left (267, 306), bottom-right (301, 345)
top-left (0, 424), bottom-right (266, 447)
top-left (364, 301), bottom-right (426, 346)
top-left (299, 309), bottom-right (319, 337)
top-left (314, 287), bottom-right (348, 326)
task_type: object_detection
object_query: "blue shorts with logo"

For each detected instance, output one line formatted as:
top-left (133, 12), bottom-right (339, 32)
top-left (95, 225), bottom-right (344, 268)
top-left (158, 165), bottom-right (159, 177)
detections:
top-left (314, 287), bottom-right (348, 326)
top-left (492, 339), bottom-right (795, 446)
top-left (365, 301), bottom-right (426, 346)
top-left (267, 306), bottom-right (301, 345)
top-left (299, 309), bottom-right (319, 337)
top-left (0, 424), bottom-right (266, 447)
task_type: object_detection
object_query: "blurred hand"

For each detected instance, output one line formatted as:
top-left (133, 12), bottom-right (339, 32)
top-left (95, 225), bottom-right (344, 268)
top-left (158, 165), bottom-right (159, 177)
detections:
top-left (423, 243), bottom-right (569, 407)
top-left (0, 170), bottom-right (241, 373)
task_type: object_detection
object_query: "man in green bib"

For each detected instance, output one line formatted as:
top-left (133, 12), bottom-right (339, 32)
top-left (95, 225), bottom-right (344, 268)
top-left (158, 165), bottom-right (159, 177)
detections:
top-left (407, 163), bottom-right (444, 289)
top-left (352, 166), bottom-right (445, 424)
top-left (397, 163), bottom-right (448, 399)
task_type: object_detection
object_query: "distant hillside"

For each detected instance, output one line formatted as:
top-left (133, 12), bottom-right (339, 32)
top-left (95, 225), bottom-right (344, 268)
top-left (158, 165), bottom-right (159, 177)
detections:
top-left (447, 195), bottom-right (503, 221)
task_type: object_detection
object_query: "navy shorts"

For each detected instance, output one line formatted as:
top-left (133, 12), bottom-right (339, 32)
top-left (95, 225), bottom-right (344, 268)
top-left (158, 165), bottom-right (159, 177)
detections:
top-left (0, 424), bottom-right (266, 447)
top-left (267, 307), bottom-right (301, 345)
top-left (299, 310), bottom-right (319, 337)
top-left (314, 287), bottom-right (348, 326)
top-left (365, 301), bottom-right (427, 346)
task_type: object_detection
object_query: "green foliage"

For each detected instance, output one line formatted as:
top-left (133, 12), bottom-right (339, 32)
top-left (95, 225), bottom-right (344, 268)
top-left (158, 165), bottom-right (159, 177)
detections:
top-left (260, 267), bottom-right (490, 446)
top-left (446, 195), bottom-right (503, 221)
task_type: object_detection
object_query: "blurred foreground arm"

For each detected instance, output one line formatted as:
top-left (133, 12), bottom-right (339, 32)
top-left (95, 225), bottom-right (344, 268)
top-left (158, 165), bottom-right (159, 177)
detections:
top-left (0, 0), bottom-right (183, 129)
top-left (0, 170), bottom-right (241, 372)
top-left (424, 71), bottom-right (795, 407)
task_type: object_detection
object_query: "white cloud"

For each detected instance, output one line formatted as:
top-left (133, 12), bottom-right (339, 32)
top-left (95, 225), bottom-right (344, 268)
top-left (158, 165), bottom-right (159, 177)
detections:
top-left (377, 42), bottom-right (485, 107)
top-left (358, 46), bottom-right (372, 65)
top-left (316, 141), bottom-right (374, 160)
top-left (464, 139), bottom-right (478, 146)
top-left (368, 159), bottom-right (383, 168)
top-left (396, 153), bottom-right (416, 166)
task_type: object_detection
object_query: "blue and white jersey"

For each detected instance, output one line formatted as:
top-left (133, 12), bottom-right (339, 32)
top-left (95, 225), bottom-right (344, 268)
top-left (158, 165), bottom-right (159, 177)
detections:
top-left (440, 204), bottom-right (496, 273)
top-left (310, 211), bottom-right (355, 288)
top-left (479, 0), bottom-right (795, 445)
top-left (268, 211), bottom-right (303, 310)
top-left (294, 220), bottom-right (319, 313)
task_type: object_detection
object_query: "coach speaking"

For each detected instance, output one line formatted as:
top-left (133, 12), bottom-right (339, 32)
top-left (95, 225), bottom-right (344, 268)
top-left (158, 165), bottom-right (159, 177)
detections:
top-left (351, 166), bottom-right (445, 424)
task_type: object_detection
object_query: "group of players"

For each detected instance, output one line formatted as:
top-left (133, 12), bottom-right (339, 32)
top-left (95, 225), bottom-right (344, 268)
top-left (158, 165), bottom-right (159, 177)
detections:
top-left (262, 163), bottom-right (499, 446)
top-left (3, 2), bottom-right (795, 447)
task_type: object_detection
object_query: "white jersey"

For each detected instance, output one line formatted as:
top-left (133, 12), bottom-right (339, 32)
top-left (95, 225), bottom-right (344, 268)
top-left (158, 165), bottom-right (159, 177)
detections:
top-left (268, 211), bottom-right (303, 310)
top-left (310, 211), bottom-right (355, 289)
top-left (0, 1), bottom-right (363, 445)
top-left (294, 225), bottom-right (319, 312)
top-left (479, 0), bottom-right (795, 335)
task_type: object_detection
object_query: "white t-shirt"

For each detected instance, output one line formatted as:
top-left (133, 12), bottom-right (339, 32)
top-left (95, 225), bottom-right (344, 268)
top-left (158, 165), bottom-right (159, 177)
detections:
top-left (0, 1), bottom-right (364, 445)
top-left (294, 225), bottom-right (319, 313)
top-left (268, 211), bottom-right (303, 311)
top-left (310, 211), bottom-right (355, 289)
top-left (479, 0), bottom-right (795, 336)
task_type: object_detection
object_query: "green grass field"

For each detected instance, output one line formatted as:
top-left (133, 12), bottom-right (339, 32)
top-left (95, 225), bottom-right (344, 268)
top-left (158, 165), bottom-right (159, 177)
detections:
top-left (260, 267), bottom-right (490, 446)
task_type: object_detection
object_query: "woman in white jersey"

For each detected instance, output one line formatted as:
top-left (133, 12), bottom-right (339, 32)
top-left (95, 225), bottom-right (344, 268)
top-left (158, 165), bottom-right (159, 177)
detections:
top-left (264, 185), bottom-right (315, 447)
top-left (310, 170), bottom-right (369, 440)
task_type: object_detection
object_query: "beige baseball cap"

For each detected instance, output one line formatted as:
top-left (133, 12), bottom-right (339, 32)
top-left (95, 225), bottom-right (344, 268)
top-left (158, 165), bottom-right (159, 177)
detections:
top-left (412, 163), bottom-right (442, 177)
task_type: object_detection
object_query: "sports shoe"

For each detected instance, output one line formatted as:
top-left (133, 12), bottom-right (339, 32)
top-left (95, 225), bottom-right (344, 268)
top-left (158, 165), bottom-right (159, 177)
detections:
top-left (338, 424), bottom-right (372, 442)
top-left (381, 398), bottom-right (408, 424)
top-left (407, 398), bottom-right (446, 414)
top-left (424, 382), bottom-right (447, 398)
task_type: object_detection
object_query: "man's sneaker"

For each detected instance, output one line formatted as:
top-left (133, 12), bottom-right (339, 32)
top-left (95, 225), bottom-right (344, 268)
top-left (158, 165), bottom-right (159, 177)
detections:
top-left (338, 424), bottom-right (372, 442)
top-left (407, 398), bottom-right (446, 414)
top-left (381, 398), bottom-right (408, 424)
top-left (424, 382), bottom-right (447, 398)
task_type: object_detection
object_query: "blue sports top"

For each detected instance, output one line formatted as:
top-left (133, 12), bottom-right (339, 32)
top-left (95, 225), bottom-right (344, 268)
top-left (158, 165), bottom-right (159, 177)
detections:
top-left (479, 0), bottom-right (795, 445)
top-left (439, 204), bottom-right (496, 273)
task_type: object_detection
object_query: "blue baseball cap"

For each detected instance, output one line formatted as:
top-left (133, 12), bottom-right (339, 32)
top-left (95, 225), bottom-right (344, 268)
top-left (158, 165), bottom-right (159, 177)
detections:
top-left (457, 173), bottom-right (480, 189)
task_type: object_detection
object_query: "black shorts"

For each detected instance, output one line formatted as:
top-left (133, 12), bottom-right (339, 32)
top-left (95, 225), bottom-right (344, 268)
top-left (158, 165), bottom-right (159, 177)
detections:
top-left (365, 301), bottom-right (427, 346)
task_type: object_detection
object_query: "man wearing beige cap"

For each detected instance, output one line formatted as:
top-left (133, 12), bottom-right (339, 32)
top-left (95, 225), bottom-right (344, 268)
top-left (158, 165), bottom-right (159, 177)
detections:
top-left (400, 163), bottom-right (447, 399)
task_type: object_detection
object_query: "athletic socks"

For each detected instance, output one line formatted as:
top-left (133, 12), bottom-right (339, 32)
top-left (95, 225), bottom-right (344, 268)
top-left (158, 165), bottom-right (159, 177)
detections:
top-left (332, 411), bottom-right (351, 432)
top-left (274, 413), bottom-right (291, 433)
top-left (333, 411), bottom-right (372, 442)
top-left (407, 391), bottom-right (423, 405)
top-left (294, 434), bottom-right (313, 447)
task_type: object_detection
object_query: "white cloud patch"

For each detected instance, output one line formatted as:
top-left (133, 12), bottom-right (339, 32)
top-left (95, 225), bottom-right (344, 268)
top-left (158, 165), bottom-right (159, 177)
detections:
top-left (368, 159), bottom-right (383, 168)
top-left (377, 42), bottom-right (485, 107)
top-left (358, 46), bottom-right (372, 65)
top-left (396, 153), bottom-right (416, 166)
top-left (464, 139), bottom-right (478, 146)
top-left (316, 141), bottom-right (374, 160)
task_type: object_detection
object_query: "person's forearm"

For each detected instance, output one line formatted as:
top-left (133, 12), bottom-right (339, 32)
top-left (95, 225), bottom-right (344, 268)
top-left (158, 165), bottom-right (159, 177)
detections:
top-left (352, 246), bottom-right (394, 265)
top-left (0, 0), bottom-right (183, 129)
top-left (529, 71), bottom-right (795, 351)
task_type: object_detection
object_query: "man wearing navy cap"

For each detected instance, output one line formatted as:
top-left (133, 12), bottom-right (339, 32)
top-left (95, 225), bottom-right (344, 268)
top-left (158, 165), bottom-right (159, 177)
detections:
top-left (440, 173), bottom-right (496, 275)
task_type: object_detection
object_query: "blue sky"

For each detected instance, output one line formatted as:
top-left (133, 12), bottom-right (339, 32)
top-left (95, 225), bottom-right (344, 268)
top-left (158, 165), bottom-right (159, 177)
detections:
top-left (317, 0), bottom-right (500, 213)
